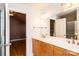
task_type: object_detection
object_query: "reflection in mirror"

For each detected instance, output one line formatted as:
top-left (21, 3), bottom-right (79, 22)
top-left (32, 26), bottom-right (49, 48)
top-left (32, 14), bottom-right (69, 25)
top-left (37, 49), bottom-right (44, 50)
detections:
top-left (54, 9), bottom-right (78, 40)
top-left (50, 19), bottom-right (55, 36)
top-left (66, 10), bottom-right (77, 40)
top-left (66, 21), bottom-right (77, 40)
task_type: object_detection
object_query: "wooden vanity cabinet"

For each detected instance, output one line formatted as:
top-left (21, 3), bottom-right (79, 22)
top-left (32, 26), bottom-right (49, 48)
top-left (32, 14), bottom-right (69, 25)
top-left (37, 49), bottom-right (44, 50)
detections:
top-left (32, 39), bottom-right (53, 56)
top-left (32, 39), bottom-right (79, 56)
top-left (53, 46), bottom-right (65, 56)
top-left (65, 50), bottom-right (79, 56)
top-left (39, 41), bottom-right (48, 56)
top-left (39, 41), bottom-right (53, 56)
top-left (32, 39), bottom-right (41, 56)
top-left (33, 39), bottom-right (64, 56)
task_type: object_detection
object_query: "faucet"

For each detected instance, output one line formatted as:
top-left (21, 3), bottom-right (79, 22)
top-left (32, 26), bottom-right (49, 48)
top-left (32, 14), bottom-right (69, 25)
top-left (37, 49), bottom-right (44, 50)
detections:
top-left (41, 33), bottom-right (48, 38)
top-left (71, 37), bottom-right (75, 44)
top-left (41, 33), bottom-right (46, 38)
top-left (75, 33), bottom-right (77, 40)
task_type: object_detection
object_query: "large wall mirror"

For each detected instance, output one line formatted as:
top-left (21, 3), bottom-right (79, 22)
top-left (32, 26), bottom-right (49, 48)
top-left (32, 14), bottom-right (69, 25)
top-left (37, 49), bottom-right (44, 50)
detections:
top-left (64, 10), bottom-right (77, 39)
top-left (50, 8), bottom-right (79, 40)
top-left (57, 10), bottom-right (77, 39)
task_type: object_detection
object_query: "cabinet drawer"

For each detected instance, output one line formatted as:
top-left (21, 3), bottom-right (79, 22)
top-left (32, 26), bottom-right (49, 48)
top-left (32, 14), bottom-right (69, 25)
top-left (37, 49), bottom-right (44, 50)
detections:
top-left (39, 41), bottom-right (53, 56)
top-left (39, 41), bottom-right (48, 55)
top-left (32, 39), bottom-right (41, 56)
top-left (46, 43), bottom-right (53, 55)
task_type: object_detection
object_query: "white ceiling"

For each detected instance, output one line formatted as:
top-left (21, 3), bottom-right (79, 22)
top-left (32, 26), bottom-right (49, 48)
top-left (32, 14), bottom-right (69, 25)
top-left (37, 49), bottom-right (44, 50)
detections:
top-left (22, 3), bottom-right (62, 16)
top-left (8, 3), bottom-right (63, 18)
top-left (22, 3), bottom-right (61, 10)
top-left (23, 3), bottom-right (49, 10)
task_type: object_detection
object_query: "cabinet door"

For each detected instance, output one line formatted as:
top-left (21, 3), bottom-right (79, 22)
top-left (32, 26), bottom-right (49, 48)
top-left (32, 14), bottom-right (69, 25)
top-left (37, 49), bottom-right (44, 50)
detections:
top-left (53, 46), bottom-right (65, 56)
top-left (55, 18), bottom-right (66, 37)
top-left (39, 41), bottom-right (53, 56)
top-left (65, 50), bottom-right (79, 56)
top-left (46, 43), bottom-right (53, 56)
top-left (32, 39), bottom-right (40, 56)
top-left (33, 39), bottom-right (54, 56)
top-left (39, 41), bottom-right (47, 56)
top-left (65, 52), bottom-right (76, 56)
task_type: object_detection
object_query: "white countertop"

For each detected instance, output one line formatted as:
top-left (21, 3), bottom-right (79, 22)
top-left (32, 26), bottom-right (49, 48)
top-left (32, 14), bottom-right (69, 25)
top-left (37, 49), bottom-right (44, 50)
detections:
top-left (33, 36), bottom-right (79, 53)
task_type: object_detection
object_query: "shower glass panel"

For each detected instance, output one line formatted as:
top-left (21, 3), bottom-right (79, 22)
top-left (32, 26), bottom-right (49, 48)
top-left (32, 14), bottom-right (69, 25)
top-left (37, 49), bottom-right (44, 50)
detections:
top-left (0, 10), bottom-right (1, 56)
top-left (0, 3), bottom-right (6, 56)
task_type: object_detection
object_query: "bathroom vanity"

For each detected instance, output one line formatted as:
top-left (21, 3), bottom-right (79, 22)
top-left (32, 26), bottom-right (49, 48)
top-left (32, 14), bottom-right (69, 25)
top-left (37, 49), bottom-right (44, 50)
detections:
top-left (32, 5), bottom-right (79, 56)
top-left (32, 37), bottom-right (79, 56)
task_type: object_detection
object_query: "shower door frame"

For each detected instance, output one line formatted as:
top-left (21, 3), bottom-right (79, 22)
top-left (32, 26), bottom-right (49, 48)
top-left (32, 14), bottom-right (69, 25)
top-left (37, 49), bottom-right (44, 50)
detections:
top-left (0, 3), bottom-right (11, 56)
top-left (0, 3), bottom-right (6, 56)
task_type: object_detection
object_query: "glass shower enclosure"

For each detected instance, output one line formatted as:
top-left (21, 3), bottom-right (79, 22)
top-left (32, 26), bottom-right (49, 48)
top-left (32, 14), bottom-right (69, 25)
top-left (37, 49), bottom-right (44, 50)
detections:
top-left (0, 3), bottom-right (6, 56)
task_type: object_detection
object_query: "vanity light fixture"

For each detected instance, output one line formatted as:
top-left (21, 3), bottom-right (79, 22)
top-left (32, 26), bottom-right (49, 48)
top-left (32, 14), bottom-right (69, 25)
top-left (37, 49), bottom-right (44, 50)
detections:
top-left (61, 3), bottom-right (79, 9)
top-left (61, 3), bottom-right (72, 9)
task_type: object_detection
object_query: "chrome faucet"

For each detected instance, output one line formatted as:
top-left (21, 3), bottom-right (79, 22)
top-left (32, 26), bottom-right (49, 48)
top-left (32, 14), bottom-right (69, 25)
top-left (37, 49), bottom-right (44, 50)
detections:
top-left (74, 35), bottom-right (77, 40)
top-left (71, 37), bottom-right (75, 44)
top-left (41, 33), bottom-right (46, 38)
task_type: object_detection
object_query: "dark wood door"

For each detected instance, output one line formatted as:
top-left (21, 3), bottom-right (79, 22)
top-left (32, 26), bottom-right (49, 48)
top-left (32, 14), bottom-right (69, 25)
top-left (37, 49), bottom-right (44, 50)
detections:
top-left (10, 40), bottom-right (26, 56)
top-left (9, 11), bottom-right (26, 56)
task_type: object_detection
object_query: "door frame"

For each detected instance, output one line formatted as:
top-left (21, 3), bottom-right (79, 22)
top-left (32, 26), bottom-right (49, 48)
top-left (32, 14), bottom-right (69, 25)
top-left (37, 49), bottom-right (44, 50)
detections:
top-left (6, 3), bottom-right (10, 56)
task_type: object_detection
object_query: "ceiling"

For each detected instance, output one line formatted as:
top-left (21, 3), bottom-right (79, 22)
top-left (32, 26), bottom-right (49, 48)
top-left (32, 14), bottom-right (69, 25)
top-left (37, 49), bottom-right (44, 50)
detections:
top-left (9, 3), bottom-right (62, 22)
top-left (22, 3), bottom-right (62, 15)
top-left (23, 3), bottom-right (61, 10)
top-left (23, 3), bottom-right (49, 10)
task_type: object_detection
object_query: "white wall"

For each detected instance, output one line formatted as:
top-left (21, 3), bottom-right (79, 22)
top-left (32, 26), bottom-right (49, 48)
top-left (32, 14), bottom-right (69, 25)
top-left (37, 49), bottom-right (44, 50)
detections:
top-left (32, 3), bottom-right (62, 37)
